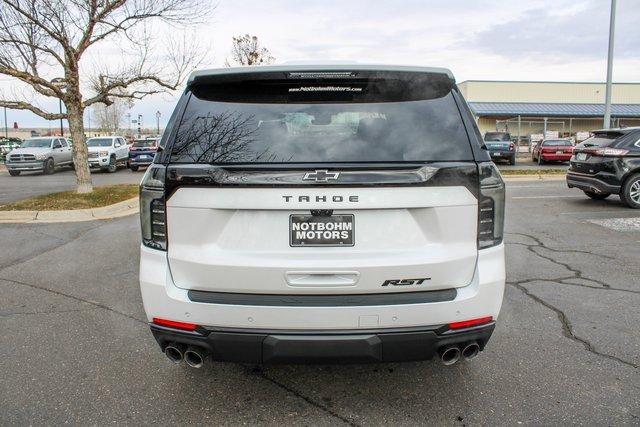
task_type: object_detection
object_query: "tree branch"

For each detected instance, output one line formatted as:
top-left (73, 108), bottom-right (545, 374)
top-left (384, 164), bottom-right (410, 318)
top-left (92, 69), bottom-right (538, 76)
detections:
top-left (0, 99), bottom-right (65, 120)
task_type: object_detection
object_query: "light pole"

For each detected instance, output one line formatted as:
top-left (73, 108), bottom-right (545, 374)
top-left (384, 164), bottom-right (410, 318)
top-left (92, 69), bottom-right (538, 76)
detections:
top-left (137, 114), bottom-right (142, 138)
top-left (3, 106), bottom-right (7, 138)
top-left (155, 110), bottom-right (161, 135)
top-left (603, 0), bottom-right (616, 129)
top-left (50, 77), bottom-right (66, 136)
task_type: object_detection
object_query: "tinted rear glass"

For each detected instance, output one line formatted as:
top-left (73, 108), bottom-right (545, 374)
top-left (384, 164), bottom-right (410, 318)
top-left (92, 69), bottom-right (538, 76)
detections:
top-left (544, 140), bottom-right (572, 146)
top-left (577, 132), bottom-right (622, 148)
top-left (133, 140), bottom-right (157, 148)
top-left (484, 132), bottom-right (510, 142)
top-left (169, 77), bottom-right (472, 163)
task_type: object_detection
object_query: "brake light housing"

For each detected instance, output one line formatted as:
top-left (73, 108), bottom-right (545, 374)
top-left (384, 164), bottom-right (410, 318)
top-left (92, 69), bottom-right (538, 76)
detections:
top-left (140, 164), bottom-right (167, 250)
top-left (477, 163), bottom-right (505, 249)
top-left (591, 147), bottom-right (629, 157)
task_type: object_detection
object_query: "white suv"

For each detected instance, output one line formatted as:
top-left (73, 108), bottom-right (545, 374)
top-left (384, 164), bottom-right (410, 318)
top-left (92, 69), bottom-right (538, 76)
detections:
top-left (86, 136), bottom-right (129, 172)
top-left (139, 65), bottom-right (506, 368)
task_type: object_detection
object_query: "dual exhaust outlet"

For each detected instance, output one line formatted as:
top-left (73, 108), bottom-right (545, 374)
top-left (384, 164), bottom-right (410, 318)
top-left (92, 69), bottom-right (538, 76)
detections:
top-left (438, 342), bottom-right (480, 365)
top-left (164, 343), bottom-right (206, 368)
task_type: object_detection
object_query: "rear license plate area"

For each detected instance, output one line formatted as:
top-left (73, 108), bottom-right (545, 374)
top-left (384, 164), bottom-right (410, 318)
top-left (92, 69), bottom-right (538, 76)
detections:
top-left (290, 214), bottom-right (354, 247)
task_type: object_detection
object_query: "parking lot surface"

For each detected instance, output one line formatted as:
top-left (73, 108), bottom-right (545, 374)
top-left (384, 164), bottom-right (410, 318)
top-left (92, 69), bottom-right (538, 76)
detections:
top-left (1, 179), bottom-right (638, 425)
top-left (0, 167), bottom-right (143, 205)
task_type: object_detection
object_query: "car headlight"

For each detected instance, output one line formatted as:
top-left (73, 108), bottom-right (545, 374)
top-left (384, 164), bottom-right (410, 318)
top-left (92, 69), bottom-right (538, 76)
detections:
top-left (35, 153), bottom-right (47, 160)
top-left (99, 150), bottom-right (109, 157)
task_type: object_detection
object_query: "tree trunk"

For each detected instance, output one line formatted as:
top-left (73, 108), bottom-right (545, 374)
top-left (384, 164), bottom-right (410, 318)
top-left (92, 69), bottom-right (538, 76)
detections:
top-left (67, 100), bottom-right (93, 194)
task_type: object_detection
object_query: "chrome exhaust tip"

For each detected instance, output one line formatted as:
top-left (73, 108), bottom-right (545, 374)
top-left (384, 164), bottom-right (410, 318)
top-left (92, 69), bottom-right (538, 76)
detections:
top-left (164, 344), bottom-right (185, 364)
top-left (439, 346), bottom-right (461, 366)
top-left (462, 342), bottom-right (480, 360)
top-left (184, 347), bottom-right (205, 369)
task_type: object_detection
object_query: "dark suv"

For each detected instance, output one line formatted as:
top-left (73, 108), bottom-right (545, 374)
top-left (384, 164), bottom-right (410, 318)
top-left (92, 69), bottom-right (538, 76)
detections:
top-left (483, 132), bottom-right (516, 165)
top-left (567, 128), bottom-right (640, 208)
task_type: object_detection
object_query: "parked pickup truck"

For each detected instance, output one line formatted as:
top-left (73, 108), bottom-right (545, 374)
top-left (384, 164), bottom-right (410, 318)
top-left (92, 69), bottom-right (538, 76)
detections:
top-left (86, 136), bottom-right (129, 173)
top-left (5, 137), bottom-right (73, 176)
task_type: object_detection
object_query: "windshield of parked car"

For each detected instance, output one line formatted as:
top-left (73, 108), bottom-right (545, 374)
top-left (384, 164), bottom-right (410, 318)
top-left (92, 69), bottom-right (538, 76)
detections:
top-left (21, 138), bottom-right (53, 148)
top-left (484, 133), bottom-right (510, 142)
top-left (544, 140), bottom-right (572, 146)
top-left (86, 138), bottom-right (113, 147)
top-left (133, 140), bottom-right (157, 148)
top-left (170, 79), bottom-right (473, 163)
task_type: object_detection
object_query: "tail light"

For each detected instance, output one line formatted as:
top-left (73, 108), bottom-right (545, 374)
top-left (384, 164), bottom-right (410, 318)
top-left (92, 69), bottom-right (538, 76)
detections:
top-left (509, 142), bottom-right (515, 151)
top-left (590, 147), bottom-right (629, 157)
top-left (478, 163), bottom-right (505, 249)
top-left (140, 164), bottom-right (167, 250)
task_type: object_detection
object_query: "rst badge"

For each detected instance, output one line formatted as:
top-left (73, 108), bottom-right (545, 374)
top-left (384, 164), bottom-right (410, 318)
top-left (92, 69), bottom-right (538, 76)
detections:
top-left (382, 278), bottom-right (430, 287)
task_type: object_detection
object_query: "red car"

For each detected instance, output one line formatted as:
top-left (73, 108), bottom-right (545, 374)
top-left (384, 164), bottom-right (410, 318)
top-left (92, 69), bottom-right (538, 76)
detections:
top-left (532, 139), bottom-right (574, 164)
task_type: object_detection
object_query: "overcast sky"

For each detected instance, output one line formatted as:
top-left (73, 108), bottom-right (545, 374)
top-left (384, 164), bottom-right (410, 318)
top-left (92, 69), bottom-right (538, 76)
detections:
top-left (3, 0), bottom-right (639, 129)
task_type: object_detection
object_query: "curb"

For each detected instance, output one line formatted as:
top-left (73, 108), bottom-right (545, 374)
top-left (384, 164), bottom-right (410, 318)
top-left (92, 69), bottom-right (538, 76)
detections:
top-left (0, 197), bottom-right (139, 224)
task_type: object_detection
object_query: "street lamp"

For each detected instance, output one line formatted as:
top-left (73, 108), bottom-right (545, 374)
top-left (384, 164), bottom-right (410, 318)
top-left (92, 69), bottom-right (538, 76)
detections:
top-left (603, 0), bottom-right (616, 129)
top-left (50, 77), bottom-right (66, 136)
top-left (155, 110), bottom-right (161, 135)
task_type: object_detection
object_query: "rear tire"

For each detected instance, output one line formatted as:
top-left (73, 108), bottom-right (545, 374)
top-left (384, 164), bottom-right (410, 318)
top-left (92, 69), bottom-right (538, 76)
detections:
top-left (620, 173), bottom-right (640, 209)
top-left (583, 190), bottom-right (610, 200)
top-left (130, 165), bottom-right (139, 172)
top-left (43, 158), bottom-right (54, 175)
top-left (8, 170), bottom-right (20, 176)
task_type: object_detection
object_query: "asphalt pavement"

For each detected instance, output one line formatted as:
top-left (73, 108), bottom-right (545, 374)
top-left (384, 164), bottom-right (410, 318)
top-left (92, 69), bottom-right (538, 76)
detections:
top-left (0, 166), bottom-right (144, 205)
top-left (0, 179), bottom-right (639, 424)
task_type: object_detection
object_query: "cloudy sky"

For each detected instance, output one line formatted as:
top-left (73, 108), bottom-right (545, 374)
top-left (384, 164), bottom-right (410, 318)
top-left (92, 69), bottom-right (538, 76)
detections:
top-left (3, 0), bottom-right (639, 129)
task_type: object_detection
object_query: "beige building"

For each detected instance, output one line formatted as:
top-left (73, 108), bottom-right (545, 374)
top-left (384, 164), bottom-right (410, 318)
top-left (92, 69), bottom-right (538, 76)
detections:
top-left (458, 81), bottom-right (640, 141)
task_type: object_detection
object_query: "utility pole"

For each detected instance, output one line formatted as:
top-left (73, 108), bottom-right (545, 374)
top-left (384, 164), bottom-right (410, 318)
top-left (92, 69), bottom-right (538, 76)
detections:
top-left (603, 0), bottom-right (616, 129)
top-left (3, 106), bottom-right (7, 138)
top-left (155, 110), bottom-right (161, 135)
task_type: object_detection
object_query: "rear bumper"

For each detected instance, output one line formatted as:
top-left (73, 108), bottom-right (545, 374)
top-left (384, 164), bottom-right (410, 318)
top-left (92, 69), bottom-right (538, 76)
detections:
top-left (566, 171), bottom-right (621, 194)
top-left (488, 151), bottom-right (514, 159)
top-left (150, 322), bottom-right (495, 364)
top-left (140, 243), bottom-right (505, 361)
top-left (541, 153), bottom-right (572, 161)
top-left (129, 158), bottom-right (153, 166)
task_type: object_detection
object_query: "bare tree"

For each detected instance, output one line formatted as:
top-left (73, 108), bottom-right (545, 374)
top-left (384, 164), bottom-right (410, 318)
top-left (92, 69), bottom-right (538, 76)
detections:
top-left (93, 96), bottom-right (133, 133)
top-left (225, 34), bottom-right (275, 67)
top-left (0, 0), bottom-right (213, 193)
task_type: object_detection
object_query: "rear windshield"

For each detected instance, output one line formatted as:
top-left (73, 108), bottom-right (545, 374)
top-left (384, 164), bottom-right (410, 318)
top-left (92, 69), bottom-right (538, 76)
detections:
top-left (133, 140), bottom-right (157, 148)
top-left (544, 140), bottom-right (572, 146)
top-left (484, 132), bottom-right (510, 142)
top-left (577, 132), bottom-right (622, 148)
top-left (169, 78), bottom-right (472, 163)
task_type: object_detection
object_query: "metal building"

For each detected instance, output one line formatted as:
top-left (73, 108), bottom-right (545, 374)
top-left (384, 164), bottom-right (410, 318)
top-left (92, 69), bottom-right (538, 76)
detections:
top-left (458, 81), bottom-right (640, 142)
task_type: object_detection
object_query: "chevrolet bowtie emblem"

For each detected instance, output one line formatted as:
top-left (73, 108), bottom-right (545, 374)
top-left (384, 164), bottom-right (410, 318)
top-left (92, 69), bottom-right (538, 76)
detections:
top-left (303, 170), bottom-right (340, 182)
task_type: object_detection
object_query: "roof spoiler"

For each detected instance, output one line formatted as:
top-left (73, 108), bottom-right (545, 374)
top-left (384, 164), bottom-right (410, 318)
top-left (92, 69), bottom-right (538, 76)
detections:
top-left (187, 64), bottom-right (456, 88)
